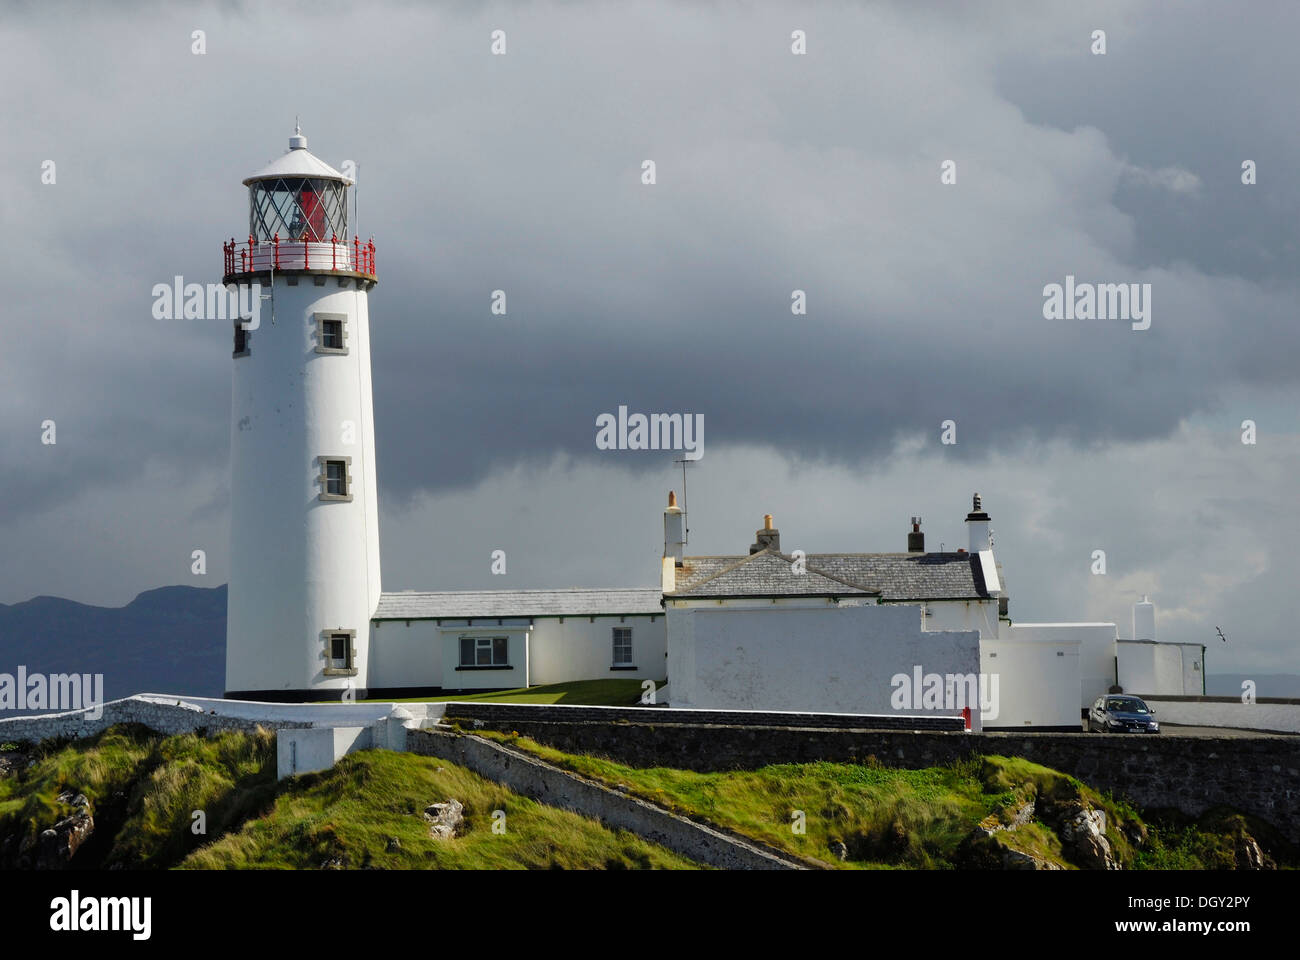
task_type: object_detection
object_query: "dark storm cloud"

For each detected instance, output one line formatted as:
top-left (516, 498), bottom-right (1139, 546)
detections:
top-left (0, 1), bottom-right (1296, 622)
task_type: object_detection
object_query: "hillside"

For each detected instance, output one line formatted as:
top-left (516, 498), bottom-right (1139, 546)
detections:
top-left (2, 725), bottom-right (1293, 870)
top-left (0, 586), bottom-right (226, 703)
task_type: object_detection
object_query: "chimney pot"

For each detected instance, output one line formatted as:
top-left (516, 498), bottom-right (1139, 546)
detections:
top-left (763, 514), bottom-right (773, 531)
top-left (668, 490), bottom-right (677, 508)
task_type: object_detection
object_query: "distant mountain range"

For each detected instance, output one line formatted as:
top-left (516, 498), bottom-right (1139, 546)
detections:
top-left (1, 584), bottom-right (1297, 707)
top-left (0, 585), bottom-right (226, 707)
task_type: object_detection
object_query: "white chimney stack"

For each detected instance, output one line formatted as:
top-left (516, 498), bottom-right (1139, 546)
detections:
top-left (1133, 595), bottom-right (1156, 642)
top-left (965, 493), bottom-right (991, 554)
top-left (661, 491), bottom-right (684, 594)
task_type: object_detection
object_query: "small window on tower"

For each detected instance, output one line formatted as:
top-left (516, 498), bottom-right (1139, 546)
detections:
top-left (612, 627), bottom-right (634, 668)
top-left (314, 312), bottom-right (348, 355)
top-left (233, 321), bottom-right (250, 358)
top-left (317, 456), bottom-right (352, 501)
top-left (322, 629), bottom-right (357, 676)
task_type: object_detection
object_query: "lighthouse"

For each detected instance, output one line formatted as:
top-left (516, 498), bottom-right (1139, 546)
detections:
top-left (222, 128), bottom-right (381, 701)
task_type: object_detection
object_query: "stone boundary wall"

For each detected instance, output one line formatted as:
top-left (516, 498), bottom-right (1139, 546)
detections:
top-left (444, 702), bottom-right (965, 731)
top-left (447, 719), bottom-right (1300, 842)
top-left (406, 728), bottom-right (812, 870)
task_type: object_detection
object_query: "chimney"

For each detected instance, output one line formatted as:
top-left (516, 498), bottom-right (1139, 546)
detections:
top-left (965, 492), bottom-right (991, 554)
top-left (663, 491), bottom-right (685, 565)
top-left (749, 514), bottom-right (781, 554)
top-left (1133, 595), bottom-right (1155, 642)
top-left (908, 516), bottom-right (925, 553)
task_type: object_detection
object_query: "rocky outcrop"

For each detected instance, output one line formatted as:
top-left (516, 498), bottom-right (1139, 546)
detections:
top-left (7, 791), bottom-right (97, 869)
top-left (424, 799), bottom-right (464, 840)
top-left (1056, 802), bottom-right (1118, 870)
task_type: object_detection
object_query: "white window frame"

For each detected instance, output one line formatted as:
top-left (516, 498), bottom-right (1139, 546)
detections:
top-left (612, 627), bottom-right (634, 667)
top-left (460, 635), bottom-right (508, 667)
top-left (322, 629), bottom-right (357, 676)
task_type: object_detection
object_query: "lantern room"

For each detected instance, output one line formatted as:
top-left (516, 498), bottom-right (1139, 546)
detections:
top-left (223, 126), bottom-right (375, 282)
top-left (243, 127), bottom-right (350, 242)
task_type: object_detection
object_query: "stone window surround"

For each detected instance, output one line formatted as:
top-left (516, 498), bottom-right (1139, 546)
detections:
top-left (317, 455), bottom-right (353, 502)
top-left (313, 311), bottom-right (349, 355)
top-left (322, 628), bottom-right (358, 677)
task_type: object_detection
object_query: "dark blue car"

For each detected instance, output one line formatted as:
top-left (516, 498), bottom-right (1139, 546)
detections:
top-left (1088, 695), bottom-right (1160, 733)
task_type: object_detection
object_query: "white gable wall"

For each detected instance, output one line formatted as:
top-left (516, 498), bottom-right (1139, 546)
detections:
top-left (666, 603), bottom-right (982, 727)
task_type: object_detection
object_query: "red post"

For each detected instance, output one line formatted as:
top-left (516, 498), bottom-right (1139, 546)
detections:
top-left (353, 235), bottom-right (359, 272)
top-left (331, 233), bottom-right (337, 271)
top-left (273, 233), bottom-right (280, 270)
top-left (962, 706), bottom-right (972, 731)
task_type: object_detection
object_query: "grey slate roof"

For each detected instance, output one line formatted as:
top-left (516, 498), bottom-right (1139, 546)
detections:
top-left (669, 550), bottom-right (989, 601)
top-left (373, 588), bottom-right (663, 620)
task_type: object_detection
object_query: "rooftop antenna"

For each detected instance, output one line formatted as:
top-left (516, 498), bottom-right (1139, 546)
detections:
top-left (672, 457), bottom-right (693, 545)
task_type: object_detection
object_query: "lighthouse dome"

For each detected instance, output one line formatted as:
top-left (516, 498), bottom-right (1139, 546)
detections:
top-left (243, 128), bottom-right (353, 186)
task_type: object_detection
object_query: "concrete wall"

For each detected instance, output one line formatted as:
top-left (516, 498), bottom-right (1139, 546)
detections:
top-left (667, 604), bottom-right (981, 727)
top-left (1142, 696), bottom-right (1300, 734)
top-left (980, 639), bottom-right (1081, 729)
top-left (1009, 623), bottom-right (1116, 709)
top-left (1118, 641), bottom-right (1204, 696)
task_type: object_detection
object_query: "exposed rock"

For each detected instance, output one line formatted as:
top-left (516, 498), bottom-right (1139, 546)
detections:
top-left (1058, 803), bottom-right (1118, 870)
top-left (976, 797), bottom-right (1036, 837)
top-left (424, 799), bottom-right (464, 840)
top-left (1000, 847), bottom-right (1063, 871)
top-left (34, 792), bottom-right (94, 869)
top-left (386, 836), bottom-right (402, 852)
top-left (1122, 819), bottom-right (1148, 849)
top-left (1234, 834), bottom-right (1273, 870)
top-left (319, 856), bottom-right (347, 869)
top-left (828, 840), bottom-right (849, 861)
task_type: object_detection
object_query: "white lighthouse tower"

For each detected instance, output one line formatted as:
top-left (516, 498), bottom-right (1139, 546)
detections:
top-left (222, 128), bottom-right (381, 701)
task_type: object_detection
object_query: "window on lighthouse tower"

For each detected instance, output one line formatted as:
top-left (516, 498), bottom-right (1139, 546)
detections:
top-left (317, 456), bottom-right (353, 502)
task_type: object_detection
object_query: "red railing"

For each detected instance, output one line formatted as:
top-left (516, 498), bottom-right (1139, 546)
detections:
top-left (223, 234), bottom-right (376, 279)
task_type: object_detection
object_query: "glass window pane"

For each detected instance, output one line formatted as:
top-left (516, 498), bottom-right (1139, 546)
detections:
top-left (493, 636), bottom-right (507, 665)
top-left (460, 637), bottom-right (473, 666)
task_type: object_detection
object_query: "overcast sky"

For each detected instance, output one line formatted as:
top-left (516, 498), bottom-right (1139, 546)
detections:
top-left (1, 1), bottom-right (1296, 673)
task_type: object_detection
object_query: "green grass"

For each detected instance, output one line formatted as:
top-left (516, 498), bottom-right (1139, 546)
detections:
top-left (350, 678), bottom-right (663, 706)
top-left (182, 748), bottom-right (697, 870)
top-left (467, 731), bottom-right (1294, 870)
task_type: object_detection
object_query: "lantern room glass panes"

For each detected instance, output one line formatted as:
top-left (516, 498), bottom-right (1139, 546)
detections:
top-left (249, 177), bottom-right (347, 242)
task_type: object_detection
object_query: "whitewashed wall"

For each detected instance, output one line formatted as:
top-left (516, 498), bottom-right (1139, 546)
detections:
top-left (439, 628), bottom-right (529, 690)
top-left (367, 614), bottom-right (667, 692)
top-left (1142, 697), bottom-right (1300, 734)
top-left (980, 639), bottom-right (1082, 728)
top-left (1118, 641), bottom-right (1203, 696)
top-left (528, 615), bottom-right (665, 685)
top-left (919, 599), bottom-right (1001, 639)
top-left (666, 603), bottom-right (980, 725)
top-left (1009, 623), bottom-right (1117, 708)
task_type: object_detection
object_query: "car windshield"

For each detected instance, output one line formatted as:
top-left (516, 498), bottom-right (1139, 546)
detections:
top-left (1107, 698), bottom-right (1148, 713)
